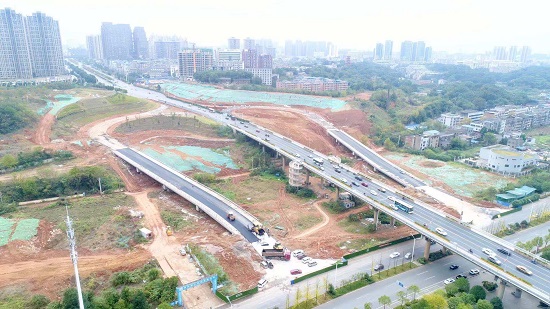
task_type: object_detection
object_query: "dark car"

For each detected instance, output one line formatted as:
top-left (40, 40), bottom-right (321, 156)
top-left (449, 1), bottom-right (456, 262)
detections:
top-left (456, 274), bottom-right (467, 279)
top-left (335, 169), bottom-right (341, 173)
top-left (295, 253), bottom-right (306, 260)
top-left (361, 182), bottom-right (368, 187)
top-left (352, 182), bottom-right (359, 186)
top-left (497, 248), bottom-right (511, 256)
top-left (449, 264), bottom-right (459, 270)
top-left (355, 176), bottom-right (363, 181)
top-left (374, 264), bottom-right (384, 271)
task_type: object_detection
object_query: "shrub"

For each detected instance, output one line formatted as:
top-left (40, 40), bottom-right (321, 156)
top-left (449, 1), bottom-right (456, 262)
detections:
top-left (482, 281), bottom-right (498, 292)
top-left (470, 285), bottom-right (487, 301)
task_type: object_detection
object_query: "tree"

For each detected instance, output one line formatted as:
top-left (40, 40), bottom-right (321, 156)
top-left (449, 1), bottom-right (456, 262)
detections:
top-left (0, 154), bottom-right (18, 169)
top-left (489, 297), bottom-right (503, 309)
top-left (541, 249), bottom-right (550, 260)
top-left (28, 295), bottom-right (50, 309)
top-left (455, 277), bottom-right (470, 293)
top-left (396, 290), bottom-right (408, 305)
top-left (251, 76), bottom-right (263, 85)
top-left (482, 132), bottom-right (497, 146)
top-left (450, 138), bottom-right (467, 150)
top-left (423, 293), bottom-right (448, 309)
top-left (378, 295), bottom-right (391, 308)
top-left (384, 138), bottom-right (396, 151)
top-left (447, 296), bottom-right (464, 309)
top-left (476, 299), bottom-right (494, 309)
top-left (131, 290), bottom-right (150, 309)
top-left (364, 302), bottom-right (372, 309)
top-left (469, 285), bottom-right (486, 301)
top-left (157, 303), bottom-right (172, 309)
top-left (62, 288), bottom-right (79, 309)
top-left (445, 282), bottom-right (460, 297)
top-left (408, 285), bottom-right (421, 300)
top-left (411, 299), bottom-right (430, 309)
top-left (459, 293), bottom-right (476, 305)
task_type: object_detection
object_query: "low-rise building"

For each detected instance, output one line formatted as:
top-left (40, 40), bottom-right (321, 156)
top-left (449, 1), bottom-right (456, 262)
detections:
top-left (276, 77), bottom-right (349, 92)
top-left (479, 145), bottom-right (538, 174)
top-left (496, 186), bottom-right (537, 207)
top-left (404, 130), bottom-right (440, 150)
top-left (438, 113), bottom-right (463, 127)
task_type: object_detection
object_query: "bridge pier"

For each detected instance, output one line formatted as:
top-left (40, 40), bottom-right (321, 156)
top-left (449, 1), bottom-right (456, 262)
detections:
top-left (232, 128), bottom-right (236, 134)
top-left (373, 209), bottom-right (379, 229)
top-left (424, 239), bottom-right (431, 260)
top-left (136, 167), bottom-right (140, 173)
top-left (512, 287), bottom-right (522, 298)
top-left (390, 217), bottom-right (396, 227)
top-left (262, 145), bottom-right (265, 153)
top-left (497, 279), bottom-right (506, 299)
top-left (195, 205), bottom-right (200, 212)
top-left (305, 170), bottom-right (310, 186)
top-left (441, 246), bottom-right (447, 254)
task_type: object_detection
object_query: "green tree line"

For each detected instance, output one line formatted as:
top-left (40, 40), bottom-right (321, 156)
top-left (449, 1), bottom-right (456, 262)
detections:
top-left (0, 102), bottom-right (36, 134)
top-left (0, 148), bottom-right (73, 171)
top-left (0, 166), bottom-right (123, 203)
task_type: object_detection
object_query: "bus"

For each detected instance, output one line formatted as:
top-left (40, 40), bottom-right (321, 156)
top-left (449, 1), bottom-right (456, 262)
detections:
top-left (394, 200), bottom-right (414, 214)
top-left (312, 157), bottom-right (324, 165)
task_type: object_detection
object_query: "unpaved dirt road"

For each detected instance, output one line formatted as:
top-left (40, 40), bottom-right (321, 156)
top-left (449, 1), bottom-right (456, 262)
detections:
top-left (291, 201), bottom-right (330, 239)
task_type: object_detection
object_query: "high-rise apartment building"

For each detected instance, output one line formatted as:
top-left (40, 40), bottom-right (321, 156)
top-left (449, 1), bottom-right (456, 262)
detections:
top-left (400, 41), bottom-right (414, 61)
top-left (132, 27), bottom-right (148, 59)
top-left (520, 46), bottom-right (531, 63)
top-left (101, 22), bottom-right (133, 60)
top-left (86, 35), bottom-right (103, 59)
top-left (413, 41), bottom-right (426, 62)
top-left (0, 8), bottom-right (64, 80)
top-left (178, 48), bottom-right (213, 78)
top-left (508, 46), bottom-right (518, 61)
top-left (0, 8), bottom-right (33, 80)
top-left (374, 43), bottom-right (384, 60)
top-left (242, 49), bottom-right (258, 68)
top-left (228, 37), bottom-right (240, 49)
top-left (215, 49), bottom-right (243, 71)
top-left (384, 40), bottom-right (393, 60)
top-left (243, 37), bottom-right (255, 50)
top-left (493, 46), bottom-right (507, 60)
top-left (424, 47), bottom-right (432, 62)
top-left (26, 12), bottom-right (64, 78)
top-left (153, 41), bottom-right (184, 59)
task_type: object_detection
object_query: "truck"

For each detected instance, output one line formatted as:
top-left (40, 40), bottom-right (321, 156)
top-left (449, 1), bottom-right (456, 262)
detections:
top-left (227, 211), bottom-right (235, 221)
top-left (250, 221), bottom-right (266, 236)
top-left (262, 248), bottom-right (291, 261)
top-left (273, 242), bottom-right (283, 250)
top-left (166, 226), bottom-right (173, 236)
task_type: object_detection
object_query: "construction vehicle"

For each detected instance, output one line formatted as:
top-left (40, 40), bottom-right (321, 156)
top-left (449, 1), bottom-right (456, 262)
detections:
top-left (166, 226), bottom-right (173, 236)
top-left (227, 211), bottom-right (235, 221)
top-left (273, 242), bottom-right (283, 250)
top-left (250, 221), bottom-right (266, 236)
top-left (262, 248), bottom-right (291, 261)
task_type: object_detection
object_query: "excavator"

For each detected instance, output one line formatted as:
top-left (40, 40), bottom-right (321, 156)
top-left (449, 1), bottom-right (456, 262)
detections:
top-left (166, 226), bottom-right (173, 236)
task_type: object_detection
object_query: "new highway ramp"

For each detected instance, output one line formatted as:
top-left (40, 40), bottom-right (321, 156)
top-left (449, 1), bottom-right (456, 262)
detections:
top-left (115, 147), bottom-right (259, 243)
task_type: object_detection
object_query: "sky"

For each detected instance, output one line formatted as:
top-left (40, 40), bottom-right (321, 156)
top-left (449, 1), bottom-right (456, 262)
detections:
top-left (4, 0), bottom-right (550, 53)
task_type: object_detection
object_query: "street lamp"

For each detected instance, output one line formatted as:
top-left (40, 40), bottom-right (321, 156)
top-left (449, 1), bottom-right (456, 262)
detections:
top-left (410, 233), bottom-right (417, 264)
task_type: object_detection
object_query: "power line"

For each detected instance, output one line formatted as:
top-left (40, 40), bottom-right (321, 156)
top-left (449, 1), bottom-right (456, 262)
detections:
top-left (65, 206), bottom-right (85, 308)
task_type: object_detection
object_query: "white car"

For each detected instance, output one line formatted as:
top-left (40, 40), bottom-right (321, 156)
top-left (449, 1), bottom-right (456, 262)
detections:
top-left (370, 190), bottom-right (378, 196)
top-left (292, 249), bottom-right (304, 257)
top-left (482, 248), bottom-right (495, 256)
top-left (469, 269), bottom-right (480, 275)
top-left (389, 252), bottom-right (400, 258)
top-left (444, 278), bottom-right (455, 285)
top-left (488, 256), bottom-right (502, 265)
top-left (340, 178), bottom-right (347, 183)
top-left (404, 252), bottom-right (412, 259)
top-left (302, 257), bottom-right (313, 264)
top-left (435, 227), bottom-right (447, 236)
top-left (295, 153), bottom-right (300, 158)
top-left (388, 196), bottom-right (396, 202)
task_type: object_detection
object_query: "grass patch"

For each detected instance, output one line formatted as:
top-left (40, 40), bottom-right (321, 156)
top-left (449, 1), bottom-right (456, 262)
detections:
top-left (338, 238), bottom-right (385, 251)
top-left (114, 114), bottom-right (223, 138)
top-left (338, 219), bottom-right (375, 234)
top-left (211, 176), bottom-right (281, 204)
top-left (9, 193), bottom-right (139, 250)
top-left (53, 93), bottom-right (157, 138)
top-left (294, 214), bottom-right (322, 231)
top-left (188, 243), bottom-right (235, 294)
top-left (160, 209), bottom-right (192, 231)
top-left (373, 263), bottom-right (419, 280)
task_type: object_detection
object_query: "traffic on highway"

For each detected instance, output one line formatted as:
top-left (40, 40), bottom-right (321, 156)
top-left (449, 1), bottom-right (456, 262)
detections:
top-left (81, 67), bottom-right (550, 303)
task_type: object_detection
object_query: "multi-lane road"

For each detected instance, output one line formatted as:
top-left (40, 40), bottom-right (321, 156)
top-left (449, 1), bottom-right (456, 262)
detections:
top-left (79, 67), bottom-right (550, 302)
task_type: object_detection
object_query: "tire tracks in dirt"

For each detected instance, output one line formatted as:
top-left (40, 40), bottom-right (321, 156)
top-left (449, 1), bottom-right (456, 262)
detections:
top-left (291, 201), bottom-right (330, 239)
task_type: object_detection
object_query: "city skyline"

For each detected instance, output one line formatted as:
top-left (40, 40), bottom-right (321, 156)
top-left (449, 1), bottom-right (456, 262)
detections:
top-left (2, 0), bottom-right (549, 53)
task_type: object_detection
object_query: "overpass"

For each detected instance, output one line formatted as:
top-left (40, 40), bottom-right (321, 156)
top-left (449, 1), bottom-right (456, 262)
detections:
top-left (115, 147), bottom-right (260, 243)
top-left (77, 66), bottom-right (550, 303)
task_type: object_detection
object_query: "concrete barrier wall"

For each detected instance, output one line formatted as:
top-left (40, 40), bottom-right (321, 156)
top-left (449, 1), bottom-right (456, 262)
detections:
top-left (114, 150), bottom-right (241, 236)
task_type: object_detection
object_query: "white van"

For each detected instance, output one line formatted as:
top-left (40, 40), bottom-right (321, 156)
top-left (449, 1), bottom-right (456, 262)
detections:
top-left (258, 279), bottom-right (268, 289)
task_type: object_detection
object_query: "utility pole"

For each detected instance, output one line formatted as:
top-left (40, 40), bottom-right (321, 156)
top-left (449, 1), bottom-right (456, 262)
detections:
top-left (65, 206), bottom-right (85, 309)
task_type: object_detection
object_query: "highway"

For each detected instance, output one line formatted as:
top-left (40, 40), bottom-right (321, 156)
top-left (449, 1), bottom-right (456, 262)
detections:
top-left (327, 129), bottom-right (426, 187)
top-left (115, 148), bottom-right (259, 242)
top-left (78, 67), bottom-right (550, 302)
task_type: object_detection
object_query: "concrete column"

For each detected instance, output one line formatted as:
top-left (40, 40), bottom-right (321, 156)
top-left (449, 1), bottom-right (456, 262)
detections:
top-left (373, 209), bottom-right (379, 229)
top-left (336, 186), bottom-right (340, 196)
top-left (232, 128), bottom-right (236, 134)
top-left (262, 145), bottom-right (265, 153)
top-left (305, 169), bottom-right (310, 186)
top-left (136, 167), bottom-right (140, 173)
top-left (497, 280), bottom-right (506, 299)
top-left (276, 152), bottom-right (279, 158)
top-left (424, 239), bottom-right (431, 260)
top-left (442, 246), bottom-right (447, 254)
top-left (282, 157), bottom-right (285, 167)
top-left (195, 205), bottom-right (200, 212)
top-left (512, 288), bottom-right (522, 298)
top-left (390, 217), bottom-right (396, 227)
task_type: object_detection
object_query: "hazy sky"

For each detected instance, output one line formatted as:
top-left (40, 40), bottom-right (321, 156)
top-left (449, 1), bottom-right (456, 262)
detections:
top-left (4, 0), bottom-right (549, 53)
